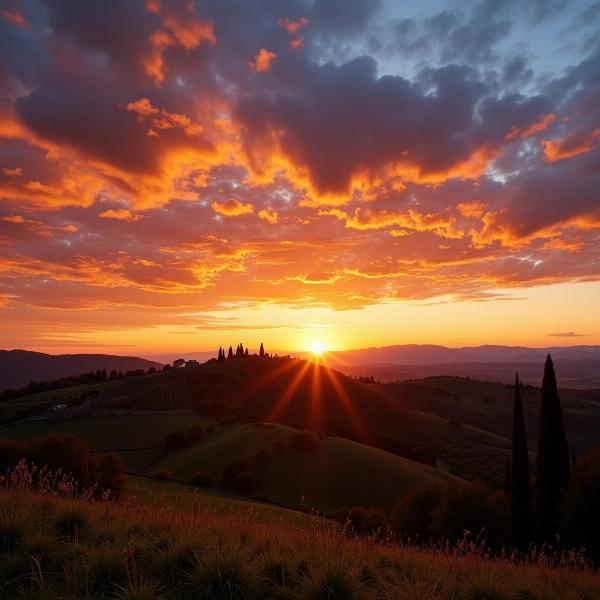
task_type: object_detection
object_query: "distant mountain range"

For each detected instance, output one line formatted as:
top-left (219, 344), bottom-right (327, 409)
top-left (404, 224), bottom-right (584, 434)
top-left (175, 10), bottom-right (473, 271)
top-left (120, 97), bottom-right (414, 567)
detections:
top-left (326, 344), bottom-right (600, 365)
top-left (0, 350), bottom-right (163, 391)
top-left (325, 345), bottom-right (600, 389)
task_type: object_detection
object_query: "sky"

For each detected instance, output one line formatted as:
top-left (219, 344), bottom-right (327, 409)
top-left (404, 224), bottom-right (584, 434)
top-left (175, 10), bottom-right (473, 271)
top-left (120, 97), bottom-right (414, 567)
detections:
top-left (0, 0), bottom-right (599, 356)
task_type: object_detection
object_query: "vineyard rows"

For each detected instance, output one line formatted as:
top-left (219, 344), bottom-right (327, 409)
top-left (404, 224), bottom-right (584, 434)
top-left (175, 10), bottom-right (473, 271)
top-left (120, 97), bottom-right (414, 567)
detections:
top-left (96, 375), bottom-right (190, 411)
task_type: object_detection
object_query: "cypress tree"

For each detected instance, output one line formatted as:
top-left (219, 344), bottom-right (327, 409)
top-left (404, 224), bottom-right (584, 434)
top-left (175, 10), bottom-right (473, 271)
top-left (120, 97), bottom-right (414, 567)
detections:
top-left (259, 342), bottom-right (264, 358)
top-left (227, 346), bottom-right (234, 360)
top-left (511, 373), bottom-right (532, 551)
top-left (535, 355), bottom-right (570, 540)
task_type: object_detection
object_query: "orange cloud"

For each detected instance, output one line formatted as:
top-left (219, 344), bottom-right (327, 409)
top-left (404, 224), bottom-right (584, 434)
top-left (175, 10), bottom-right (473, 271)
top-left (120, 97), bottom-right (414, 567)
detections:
top-left (322, 207), bottom-right (464, 239)
top-left (143, 3), bottom-right (215, 85)
top-left (457, 201), bottom-right (486, 219)
top-left (278, 17), bottom-right (308, 34)
top-left (1, 215), bottom-right (25, 224)
top-left (126, 98), bottom-right (203, 136)
top-left (1, 9), bottom-right (29, 28)
top-left (98, 208), bottom-right (142, 221)
top-left (542, 128), bottom-right (600, 162)
top-left (249, 49), bottom-right (277, 73)
top-left (258, 208), bottom-right (279, 224)
top-left (505, 113), bottom-right (556, 140)
top-left (289, 37), bottom-right (304, 49)
top-left (211, 199), bottom-right (255, 217)
top-left (2, 166), bottom-right (23, 176)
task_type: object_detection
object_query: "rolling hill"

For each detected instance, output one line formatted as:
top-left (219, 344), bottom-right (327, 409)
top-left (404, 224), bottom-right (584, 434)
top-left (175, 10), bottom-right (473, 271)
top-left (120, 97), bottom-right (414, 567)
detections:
top-left (2, 354), bottom-right (599, 493)
top-left (151, 421), bottom-right (459, 512)
top-left (0, 349), bottom-right (163, 391)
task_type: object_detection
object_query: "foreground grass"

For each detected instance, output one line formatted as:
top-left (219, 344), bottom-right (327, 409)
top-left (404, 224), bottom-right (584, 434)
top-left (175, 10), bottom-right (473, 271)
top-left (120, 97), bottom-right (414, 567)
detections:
top-left (1, 487), bottom-right (598, 599)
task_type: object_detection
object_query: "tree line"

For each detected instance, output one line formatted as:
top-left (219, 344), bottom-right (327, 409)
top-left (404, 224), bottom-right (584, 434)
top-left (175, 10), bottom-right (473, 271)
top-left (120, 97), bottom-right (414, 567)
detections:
top-left (216, 342), bottom-right (268, 362)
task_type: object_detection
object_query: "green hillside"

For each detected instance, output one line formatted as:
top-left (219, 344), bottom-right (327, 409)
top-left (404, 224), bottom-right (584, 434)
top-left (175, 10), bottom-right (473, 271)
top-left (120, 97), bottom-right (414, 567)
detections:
top-left (151, 422), bottom-right (460, 513)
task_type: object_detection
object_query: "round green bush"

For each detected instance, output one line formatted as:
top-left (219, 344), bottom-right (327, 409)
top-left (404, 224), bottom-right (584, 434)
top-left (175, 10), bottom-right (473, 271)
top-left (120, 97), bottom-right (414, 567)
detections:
top-left (153, 469), bottom-right (172, 482)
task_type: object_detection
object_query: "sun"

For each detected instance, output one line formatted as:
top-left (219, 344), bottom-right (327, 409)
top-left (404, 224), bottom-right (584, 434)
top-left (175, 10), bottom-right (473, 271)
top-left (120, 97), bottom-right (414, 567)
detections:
top-left (310, 341), bottom-right (326, 356)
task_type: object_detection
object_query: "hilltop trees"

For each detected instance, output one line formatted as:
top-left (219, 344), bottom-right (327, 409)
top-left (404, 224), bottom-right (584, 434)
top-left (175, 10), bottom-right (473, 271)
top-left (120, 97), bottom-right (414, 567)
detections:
top-left (510, 374), bottom-right (532, 551)
top-left (215, 343), bottom-right (267, 361)
top-left (535, 355), bottom-right (570, 540)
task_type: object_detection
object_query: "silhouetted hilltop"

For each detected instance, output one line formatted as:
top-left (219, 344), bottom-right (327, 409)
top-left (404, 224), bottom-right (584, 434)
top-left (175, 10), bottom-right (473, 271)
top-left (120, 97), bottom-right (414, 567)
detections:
top-left (0, 350), bottom-right (163, 391)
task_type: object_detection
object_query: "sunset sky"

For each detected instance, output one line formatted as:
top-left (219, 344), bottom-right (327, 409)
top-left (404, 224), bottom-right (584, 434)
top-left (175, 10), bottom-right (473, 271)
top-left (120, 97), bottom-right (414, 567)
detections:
top-left (1, 0), bottom-right (599, 355)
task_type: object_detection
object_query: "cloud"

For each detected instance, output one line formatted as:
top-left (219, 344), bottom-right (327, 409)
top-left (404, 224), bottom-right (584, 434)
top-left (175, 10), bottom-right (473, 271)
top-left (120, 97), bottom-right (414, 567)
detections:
top-left (98, 208), bottom-right (143, 221)
top-left (211, 199), bottom-right (255, 217)
top-left (248, 48), bottom-right (277, 73)
top-left (258, 208), bottom-right (278, 224)
top-left (542, 128), bottom-right (600, 161)
top-left (547, 331), bottom-right (586, 337)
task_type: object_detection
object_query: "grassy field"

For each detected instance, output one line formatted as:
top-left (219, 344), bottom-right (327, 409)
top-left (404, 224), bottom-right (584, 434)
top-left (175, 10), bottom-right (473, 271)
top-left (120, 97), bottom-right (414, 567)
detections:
top-left (150, 422), bottom-right (460, 513)
top-left (0, 482), bottom-right (597, 600)
top-left (125, 474), bottom-right (324, 527)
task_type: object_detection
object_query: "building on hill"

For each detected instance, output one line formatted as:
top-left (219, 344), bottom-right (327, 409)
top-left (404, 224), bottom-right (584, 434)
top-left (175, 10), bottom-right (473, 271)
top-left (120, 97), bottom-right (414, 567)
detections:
top-left (185, 359), bottom-right (200, 369)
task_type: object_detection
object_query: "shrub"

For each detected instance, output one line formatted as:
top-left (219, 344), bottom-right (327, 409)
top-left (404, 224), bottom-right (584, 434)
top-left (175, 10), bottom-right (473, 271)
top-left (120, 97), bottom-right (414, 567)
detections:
top-left (303, 561), bottom-right (361, 600)
top-left (230, 470), bottom-right (257, 494)
top-left (153, 469), bottom-right (172, 482)
top-left (291, 431), bottom-right (321, 454)
top-left (221, 457), bottom-right (253, 486)
top-left (93, 452), bottom-right (126, 498)
top-left (390, 485), bottom-right (442, 539)
top-left (186, 547), bottom-right (259, 599)
top-left (431, 483), bottom-right (509, 549)
top-left (189, 472), bottom-right (213, 487)
top-left (347, 506), bottom-right (388, 537)
top-left (55, 507), bottom-right (87, 539)
top-left (561, 446), bottom-right (600, 559)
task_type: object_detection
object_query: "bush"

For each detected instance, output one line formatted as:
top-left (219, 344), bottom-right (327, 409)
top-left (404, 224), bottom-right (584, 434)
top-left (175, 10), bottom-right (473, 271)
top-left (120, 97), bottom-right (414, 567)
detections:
top-left (189, 472), bottom-right (213, 487)
top-left (291, 431), bottom-right (321, 454)
top-left (431, 483), bottom-right (509, 549)
top-left (347, 506), bottom-right (388, 537)
top-left (561, 446), bottom-right (600, 559)
top-left (230, 470), bottom-right (257, 494)
top-left (390, 485), bottom-right (442, 539)
top-left (153, 469), bottom-right (172, 482)
top-left (221, 457), bottom-right (253, 487)
top-left (0, 434), bottom-right (125, 498)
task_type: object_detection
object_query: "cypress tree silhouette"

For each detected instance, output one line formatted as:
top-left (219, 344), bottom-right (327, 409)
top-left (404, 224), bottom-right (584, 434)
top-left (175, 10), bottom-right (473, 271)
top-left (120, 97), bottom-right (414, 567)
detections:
top-left (511, 373), bottom-right (532, 551)
top-left (535, 355), bottom-right (570, 540)
top-left (244, 347), bottom-right (249, 357)
top-left (259, 342), bottom-right (264, 358)
top-left (227, 346), bottom-right (234, 360)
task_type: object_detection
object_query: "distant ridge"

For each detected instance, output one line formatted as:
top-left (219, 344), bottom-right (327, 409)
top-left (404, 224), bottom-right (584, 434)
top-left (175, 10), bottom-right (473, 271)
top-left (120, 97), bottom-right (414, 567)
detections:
top-left (327, 344), bottom-right (600, 366)
top-left (0, 350), bottom-right (163, 391)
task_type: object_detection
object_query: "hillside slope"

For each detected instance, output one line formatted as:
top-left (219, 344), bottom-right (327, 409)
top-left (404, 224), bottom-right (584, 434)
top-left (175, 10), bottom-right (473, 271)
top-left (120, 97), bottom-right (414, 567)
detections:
top-left (152, 422), bottom-right (459, 512)
top-left (0, 349), bottom-right (162, 391)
